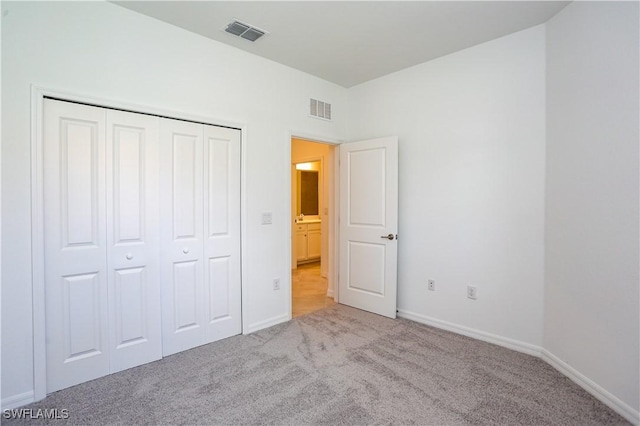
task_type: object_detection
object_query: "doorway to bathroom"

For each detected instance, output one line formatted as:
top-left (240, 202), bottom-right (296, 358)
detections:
top-left (291, 137), bottom-right (337, 317)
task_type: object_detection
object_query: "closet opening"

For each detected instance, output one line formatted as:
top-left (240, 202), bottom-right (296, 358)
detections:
top-left (31, 88), bottom-right (245, 400)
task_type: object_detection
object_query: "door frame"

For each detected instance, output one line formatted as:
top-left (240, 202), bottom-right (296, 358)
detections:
top-left (30, 85), bottom-right (247, 401)
top-left (288, 132), bottom-right (342, 318)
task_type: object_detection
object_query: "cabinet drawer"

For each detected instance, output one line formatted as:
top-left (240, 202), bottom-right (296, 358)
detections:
top-left (307, 223), bottom-right (321, 231)
top-left (295, 224), bottom-right (306, 232)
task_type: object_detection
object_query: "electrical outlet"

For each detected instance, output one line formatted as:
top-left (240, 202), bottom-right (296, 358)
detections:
top-left (273, 277), bottom-right (280, 291)
top-left (262, 212), bottom-right (273, 225)
top-left (428, 279), bottom-right (435, 291)
top-left (467, 285), bottom-right (477, 300)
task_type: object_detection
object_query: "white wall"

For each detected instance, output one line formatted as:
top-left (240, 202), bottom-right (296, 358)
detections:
top-left (544, 1), bottom-right (639, 418)
top-left (1, 1), bottom-right (346, 406)
top-left (347, 26), bottom-right (547, 351)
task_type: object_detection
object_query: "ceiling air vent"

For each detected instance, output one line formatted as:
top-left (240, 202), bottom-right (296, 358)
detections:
top-left (224, 19), bottom-right (267, 42)
top-left (310, 98), bottom-right (332, 121)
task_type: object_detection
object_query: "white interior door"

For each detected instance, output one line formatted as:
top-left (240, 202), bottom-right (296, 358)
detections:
top-left (202, 125), bottom-right (242, 343)
top-left (44, 100), bottom-right (109, 392)
top-left (339, 136), bottom-right (398, 318)
top-left (106, 110), bottom-right (162, 373)
top-left (160, 118), bottom-right (205, 356)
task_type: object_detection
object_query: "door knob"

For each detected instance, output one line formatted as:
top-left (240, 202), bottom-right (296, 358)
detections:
top-left (182, 247), bottom-right (189, 254)
top-left (380, 234), bottom-right (395, 240)
top-left (125, 253), bottom-right (133, 260)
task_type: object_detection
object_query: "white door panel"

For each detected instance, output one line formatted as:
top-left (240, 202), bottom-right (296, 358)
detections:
top-left (62, 273), bottom-right (103, 357)
top-left (203, 125), bottom-right (241, 342)
top-left (106, 110), bottom-right (162, 373)
top-left (346, 241), bottom-right (386, 295)
top-left (172, 260), bottom-right (200, 330)
top-left (113, 267), bottom-right (146, 342)
top-left (44, 99), bottom-right (109, 392)
top-left (173, 135), bottom-right (200, 240)
top-left (347, 148), bottom-right (386, 226)
top-left (160, 119), bottom-right (205, 356)
top-left (208, 256), bottom-right (231, 319)
top-left (339, 137), bottom-right (398, 318)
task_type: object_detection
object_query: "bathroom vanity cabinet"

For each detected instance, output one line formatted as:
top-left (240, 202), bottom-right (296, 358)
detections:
top-left (295, 221), bottom-right (321, 264)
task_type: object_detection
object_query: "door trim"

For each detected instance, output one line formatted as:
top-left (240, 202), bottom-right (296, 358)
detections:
top-left (30, 85), bottom-right (247, 402)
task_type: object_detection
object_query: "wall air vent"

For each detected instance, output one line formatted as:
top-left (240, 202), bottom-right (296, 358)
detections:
top-left (224, 19), bottom-right (267, 42)
top-left (310, 98), bottom-right (332, 121)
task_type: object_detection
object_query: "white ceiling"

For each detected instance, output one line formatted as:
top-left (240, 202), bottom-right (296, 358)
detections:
top-left (113, 1), bottom-right (570, 88)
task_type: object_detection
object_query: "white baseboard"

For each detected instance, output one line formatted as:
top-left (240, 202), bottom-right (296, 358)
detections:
top-left (2, 391), bottom-right (35, 411)
top-left (245, 313), bottom-right (289, 334)
top-left (397, 309), bottom-right (542, 356)
top-left (327, 289), bottom-right (334, 298)
top-left (541, 349), bottom-right (639, 425)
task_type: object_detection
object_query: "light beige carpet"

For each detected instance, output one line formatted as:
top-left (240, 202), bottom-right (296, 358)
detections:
top-left (5, 304), bottom-right (629, 425)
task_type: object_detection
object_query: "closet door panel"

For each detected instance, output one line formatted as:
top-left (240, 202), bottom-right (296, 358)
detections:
top-left (173, 135), bottom-right (199, 239)
top-left (106, 110), bottom-right (162, 373)
top-left (208, 256), bottom-right (230, 320)
top-left (62, 273), bottom-right (103, 358)
top-left (44, 99), bottom-right (109, 393)
top-left (203, 125), bottom-right (242, 342)
top-left (113, 267), bottom-right (146, 343)
top-left (160, 119), bottom-right (204, 356)
top-left (113, 128), bottom-right (143, 241)
top-left (173, 260), bottom-right (199, 330)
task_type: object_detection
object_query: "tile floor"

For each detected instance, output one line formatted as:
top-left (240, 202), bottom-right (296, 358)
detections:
top-left (292, 261), bottom-right (336, 317)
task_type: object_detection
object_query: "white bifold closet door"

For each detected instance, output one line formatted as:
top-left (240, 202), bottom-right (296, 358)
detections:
top-left (44, 99), bottom-right (242, 392)
top-left (160, 119), bottom-right (241, 356)
top-left (44, 99), bottom-right (162, 392)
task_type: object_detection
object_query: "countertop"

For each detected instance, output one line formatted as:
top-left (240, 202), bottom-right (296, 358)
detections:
top-left (295, 219), bottom-right (322, 224)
